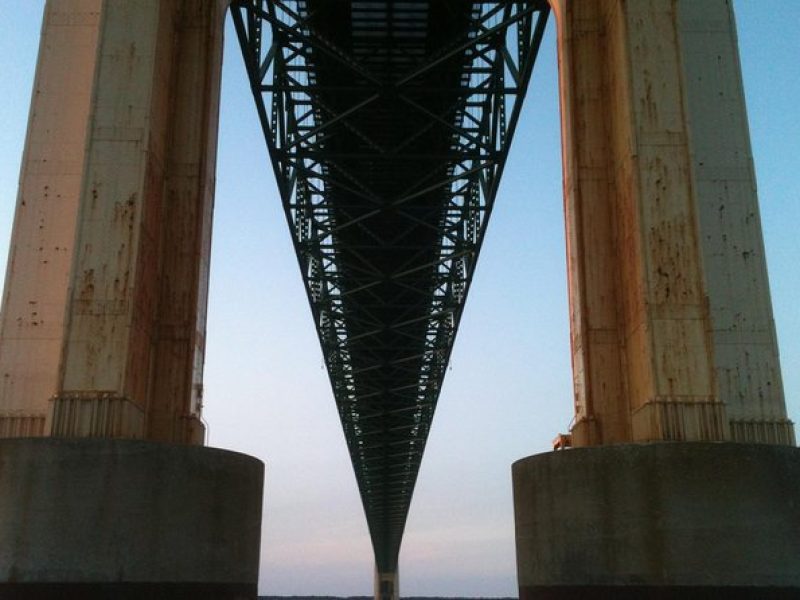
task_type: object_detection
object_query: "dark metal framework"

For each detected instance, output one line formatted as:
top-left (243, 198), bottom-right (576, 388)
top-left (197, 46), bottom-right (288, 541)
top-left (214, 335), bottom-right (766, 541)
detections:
top-left (232, 0), bottom-right (549, 573)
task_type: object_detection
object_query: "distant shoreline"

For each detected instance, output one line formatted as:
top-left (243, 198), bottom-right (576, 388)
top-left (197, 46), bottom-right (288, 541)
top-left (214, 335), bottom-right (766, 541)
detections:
top-left (259, 597), bottom-right (517, 600)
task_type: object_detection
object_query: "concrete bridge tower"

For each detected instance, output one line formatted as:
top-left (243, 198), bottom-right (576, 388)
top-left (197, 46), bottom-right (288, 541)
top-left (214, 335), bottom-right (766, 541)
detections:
top-left (0, 1), bottom-right (263, 598)
top-left (513, 1), bottom-right (800, 597)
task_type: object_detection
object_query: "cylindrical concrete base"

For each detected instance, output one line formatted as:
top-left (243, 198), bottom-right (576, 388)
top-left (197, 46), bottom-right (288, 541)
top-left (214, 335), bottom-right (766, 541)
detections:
top-left (513, 443), bottom-right (800, 599)
top-left (0, 438), bottom-right (264, 599)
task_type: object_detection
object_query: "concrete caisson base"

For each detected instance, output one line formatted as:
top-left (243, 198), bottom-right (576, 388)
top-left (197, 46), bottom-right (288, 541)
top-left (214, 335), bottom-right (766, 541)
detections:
top-left (0, 438), bottom-right (264, 599)
top-left (513, 443), bottom-right (800, 599)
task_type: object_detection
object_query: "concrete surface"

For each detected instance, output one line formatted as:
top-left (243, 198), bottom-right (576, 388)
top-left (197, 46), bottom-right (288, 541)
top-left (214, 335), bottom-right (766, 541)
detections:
top-left (552, 0), bottom-right (793, 446)
top-left (678, 0), bottom-right (792, 444)
top-left (0, 438), bottom-right (263, 598)
top-left (513, 442), bottom-right (800, 598)
top-left (0, 0), bottom-right (229, 444)
top-left (0, 0), bottom-right (102, 436)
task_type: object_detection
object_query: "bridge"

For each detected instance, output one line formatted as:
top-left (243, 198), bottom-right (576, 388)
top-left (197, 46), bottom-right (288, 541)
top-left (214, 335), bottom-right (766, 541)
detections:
top-left (230, 0), bottom-right (549, 582)
top-left (0, 1), bottom-right (798, 599)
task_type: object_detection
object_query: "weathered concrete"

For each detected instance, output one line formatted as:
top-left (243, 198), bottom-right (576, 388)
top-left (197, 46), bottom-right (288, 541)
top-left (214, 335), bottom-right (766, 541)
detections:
top-left (677, 1), bottom-right (793, 445)
top-left (0, 3), bottom-right (264, 593)
top-left (52, 0), bottom-right (227, 443)
top-left (513, 443), bottom-right (800, 598)
top-left (374, 568), bottom-right (399, 600)
top-left (0, 438), bottom-right (263, 598)
top-left (0, 0), bottom-right (102, 438)
top-left (551, 0), bottom-right (793, 446)
top-left (0, 0), bottom-right (228, 444)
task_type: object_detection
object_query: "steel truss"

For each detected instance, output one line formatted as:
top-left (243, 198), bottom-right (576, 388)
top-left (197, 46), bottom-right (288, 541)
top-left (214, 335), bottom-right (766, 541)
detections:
top-left (232, 0), bottom-right (549, 573)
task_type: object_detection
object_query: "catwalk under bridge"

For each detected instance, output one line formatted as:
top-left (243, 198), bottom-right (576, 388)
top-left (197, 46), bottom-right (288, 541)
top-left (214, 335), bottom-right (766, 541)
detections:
top-left (231, 0), bottom-right (549, 576)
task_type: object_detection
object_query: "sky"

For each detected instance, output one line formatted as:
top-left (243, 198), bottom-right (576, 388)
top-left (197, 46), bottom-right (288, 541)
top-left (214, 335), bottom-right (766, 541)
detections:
top-left (0, 1), bottom-right (798, 597)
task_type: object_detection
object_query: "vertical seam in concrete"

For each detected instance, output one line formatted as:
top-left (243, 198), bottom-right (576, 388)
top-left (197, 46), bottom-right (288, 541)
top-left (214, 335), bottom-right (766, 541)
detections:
top-left (558, 7), bottom-right (594, 426)
top-left (607, 3), bottom-right (633, 440)
top-left (671, 0), bottom-right (719, 406)
top-left (617, 0), bottom-right (657, 403)
top-left (56, 0), bottom-right (111, 399)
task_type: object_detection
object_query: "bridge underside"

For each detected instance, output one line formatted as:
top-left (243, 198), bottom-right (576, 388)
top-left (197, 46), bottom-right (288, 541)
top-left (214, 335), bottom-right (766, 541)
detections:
top-left (232, 0), bottom-right (549, 572)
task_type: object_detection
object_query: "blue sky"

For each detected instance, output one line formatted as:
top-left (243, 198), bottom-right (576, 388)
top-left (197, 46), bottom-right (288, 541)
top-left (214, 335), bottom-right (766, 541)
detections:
top-left (0, 2), bottom-right (798, 596)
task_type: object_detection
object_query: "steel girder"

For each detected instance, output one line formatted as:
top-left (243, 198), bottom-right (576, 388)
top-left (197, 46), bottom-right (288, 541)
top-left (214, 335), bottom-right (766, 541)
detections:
top-left (231, 0), bottom-right (549, 573)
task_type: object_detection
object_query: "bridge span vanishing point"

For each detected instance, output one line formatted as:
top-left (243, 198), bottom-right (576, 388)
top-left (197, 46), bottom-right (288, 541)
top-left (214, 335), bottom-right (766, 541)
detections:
top-left (0, 1), bottom-right (798, 600)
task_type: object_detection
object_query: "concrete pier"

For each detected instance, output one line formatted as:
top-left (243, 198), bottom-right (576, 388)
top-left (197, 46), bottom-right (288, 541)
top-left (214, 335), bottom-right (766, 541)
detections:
top-left (513, 443), bottom-right (800, 599)
top-left (0, 438), bottom-right (263, 599)
top-left (0, 2), bottom-right (265, 593)
top-left (514, 1), bottom-right (798, 594)
top-left (374, 568), bottom-right (399, 600)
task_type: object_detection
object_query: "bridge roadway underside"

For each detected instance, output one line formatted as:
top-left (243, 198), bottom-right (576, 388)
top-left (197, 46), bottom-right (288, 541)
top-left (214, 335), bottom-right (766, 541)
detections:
top-left (233, 0), bottom-right (549, 579)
